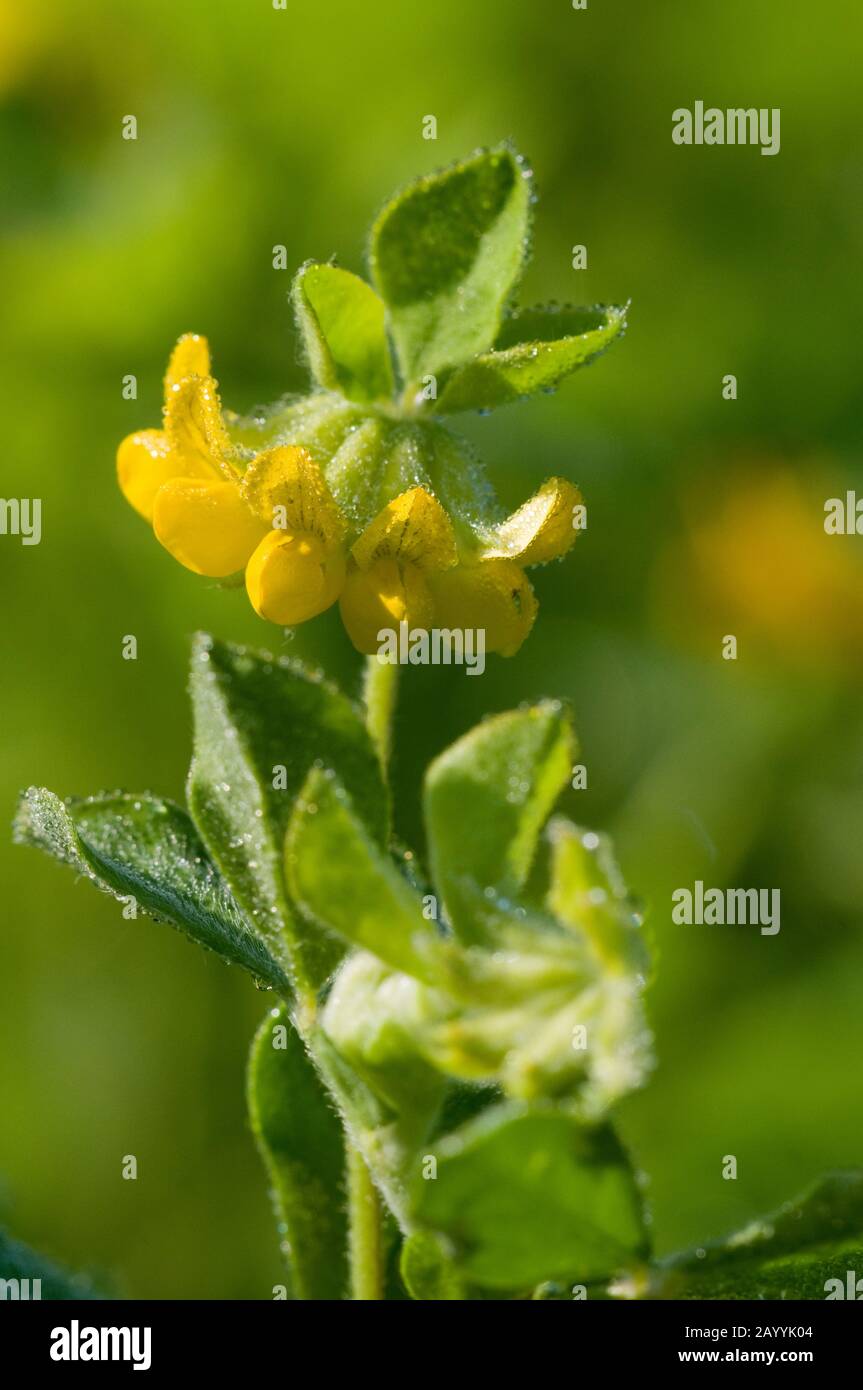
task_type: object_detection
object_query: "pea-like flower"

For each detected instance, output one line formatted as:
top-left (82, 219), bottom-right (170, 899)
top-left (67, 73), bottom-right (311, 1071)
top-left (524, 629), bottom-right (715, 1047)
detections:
top-left (118, 336), bottom-right (583, 656)
top-left (430, 477), bottom-right (582, 656)
top-left (339, 487), bottom-right (458, 653)
top-left (117, 149), bottom-right (627, 659)
top-left (117, 333), bottom-right (268, 576)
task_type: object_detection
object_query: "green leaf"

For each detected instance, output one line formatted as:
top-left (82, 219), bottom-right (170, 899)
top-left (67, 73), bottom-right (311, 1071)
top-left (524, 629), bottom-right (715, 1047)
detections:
top-left (13, 788), bottom-right (289, 992)
top-left (435, 303), bottom-right (628, 414)
top-left (286, 768), bottom-right (436, 982)
top-left (187, 635), bottom-right (387, 995)
top-left (650, 1170), bottom-right (863, 1300)
top-left (0, 1229), bottom-right (102, 1300)
top-left (423, 703), bottom-right (574, 943)
top-left (247, 1006), bottom-right (349, 1300)
top-left (287, 772), bottom-right (447, 1127)
top-left (400, 1232), bottom-right (463, 1300)
top-left (652, 1247), bottom-right (863, 1301)
top-left (413, 1104), bottom-right (648, 1291)
top-left (292, 261), bottom-right (395, 404)
top-left (370, 144), bottom-right (531, 384)
top-left (547, 816), bottom-right (651, 978)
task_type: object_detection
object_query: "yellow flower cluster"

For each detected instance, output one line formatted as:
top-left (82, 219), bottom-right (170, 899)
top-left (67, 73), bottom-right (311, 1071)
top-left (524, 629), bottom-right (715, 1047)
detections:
top-left (117, 335), bottom-right (582, 656)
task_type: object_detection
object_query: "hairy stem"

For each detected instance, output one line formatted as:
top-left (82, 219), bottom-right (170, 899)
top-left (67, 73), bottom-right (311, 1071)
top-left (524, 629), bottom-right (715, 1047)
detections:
top-left (346, 1143), bottom-right (385, 1300)
top-left (341, 654), bottom-right (403, 1299)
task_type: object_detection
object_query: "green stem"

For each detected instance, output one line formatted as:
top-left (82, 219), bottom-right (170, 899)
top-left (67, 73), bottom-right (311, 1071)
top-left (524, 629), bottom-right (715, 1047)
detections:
top-left (362, 655), bottom-right (400, 772)
top-left (346, 1143), bottom-right (385, 1300)
top-left (341, 655), bottom-right (402, 1299)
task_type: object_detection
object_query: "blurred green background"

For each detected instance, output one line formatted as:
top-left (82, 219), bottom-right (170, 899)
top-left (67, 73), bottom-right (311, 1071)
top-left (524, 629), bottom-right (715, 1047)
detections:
top-left (2, 0), bottom-right (862, 1297)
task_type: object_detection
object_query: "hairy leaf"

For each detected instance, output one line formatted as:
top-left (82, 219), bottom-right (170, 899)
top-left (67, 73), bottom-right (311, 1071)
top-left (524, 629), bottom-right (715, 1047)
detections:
top-left (0, 1230), bottom-right (102, 1300)
top-left (247, 1006), bottom-right (348, 1300)
top-left (547, 816), bottom-right (651, 978)
top-left (187, 635), bottom-right (387, 995)
top-left (286, 768), bottom-right (436, 982)
top-left (370, 144), bottom-right (531, 384)
top-left (413, 1104), bottom-right (648, 1291)
top-left (424, 703), bottom-right (574, 943)
top-left (651, 1247), bottom-right (863, 1301)
top-left (292, 262), bottom-right (394, 404)
top-left (436, 303), bottom-right (628, 414)
top-left (13, 788), bottom-right (289, 991)
top-left (650, 1170), bottom-right (863, 1300)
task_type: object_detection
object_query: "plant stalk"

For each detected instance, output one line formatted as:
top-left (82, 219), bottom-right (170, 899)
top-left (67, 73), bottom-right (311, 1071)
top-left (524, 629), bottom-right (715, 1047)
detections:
top-left (346, 1143), bottom-right (385, 1300)
top-left (342, 654), bottom-right (402, 1299)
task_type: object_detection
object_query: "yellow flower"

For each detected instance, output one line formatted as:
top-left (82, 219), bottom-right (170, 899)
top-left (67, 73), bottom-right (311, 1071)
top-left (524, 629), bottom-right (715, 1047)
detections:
top-left (117, 337), bottom-right (584, 657)
top-left (429, 477), bottom-right (583, 655)
top-left (242, 445), bottom-right (347, 624)
top-left (339, 488), bottom-right (458, 653)
top-left (117, 335), bottom-right (348, 615)
top-left (117, 333), bottom-right (216, 521)
top-left (117, 333), bottom-right (265, 575)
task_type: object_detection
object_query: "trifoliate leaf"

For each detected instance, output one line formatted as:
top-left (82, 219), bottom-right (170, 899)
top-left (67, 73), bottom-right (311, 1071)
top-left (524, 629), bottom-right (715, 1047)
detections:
top-left (186, 635), bottom-right (387, 995)
top-left (292, 262), bottom-right (395, 404)
top-left (413, 1104), bottom-right (649, 1291)
top-left (13, 788), bottom-right (289, 992)
top-left (435, 303), bottom-right (628, 414)
top-left (370, 144), bottom-right (531, 384)
top-left (423, 703), bottom-right (574, 943)
top-left (247, 1006), bottom-right (348, 1300)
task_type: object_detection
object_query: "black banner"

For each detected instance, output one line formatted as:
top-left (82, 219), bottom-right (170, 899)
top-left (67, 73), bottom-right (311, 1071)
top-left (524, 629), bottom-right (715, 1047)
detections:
top-left (1, 1297), bottom-right (859, 1374)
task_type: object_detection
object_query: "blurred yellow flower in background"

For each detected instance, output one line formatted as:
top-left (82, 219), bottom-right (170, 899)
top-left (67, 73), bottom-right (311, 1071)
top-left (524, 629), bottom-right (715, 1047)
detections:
top-left (656, 462), bottom-right (863, 676)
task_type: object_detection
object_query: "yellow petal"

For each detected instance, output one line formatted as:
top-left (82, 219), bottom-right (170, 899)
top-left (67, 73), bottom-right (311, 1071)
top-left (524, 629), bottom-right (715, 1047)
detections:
top-left (245, 528), bottom-right (346, 626)
top-left (352, 487), bottom-right (457, 574)
top-left (339, 558), bottom-right (433, 654)
top-left (152, 478), bottom-right (267, 577)
top-left (164, 333), bottom-right (211, 394)
top-left (482, 477), bottom-right (582, 566)
top-left (164, 375), bottom-right (233, 480)
top-left (428, 559), bottom-right (538, 656)
top-left (117, 429), bottom-right (178, 522)
top-left (241, 445), bottom-right (347, 548)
